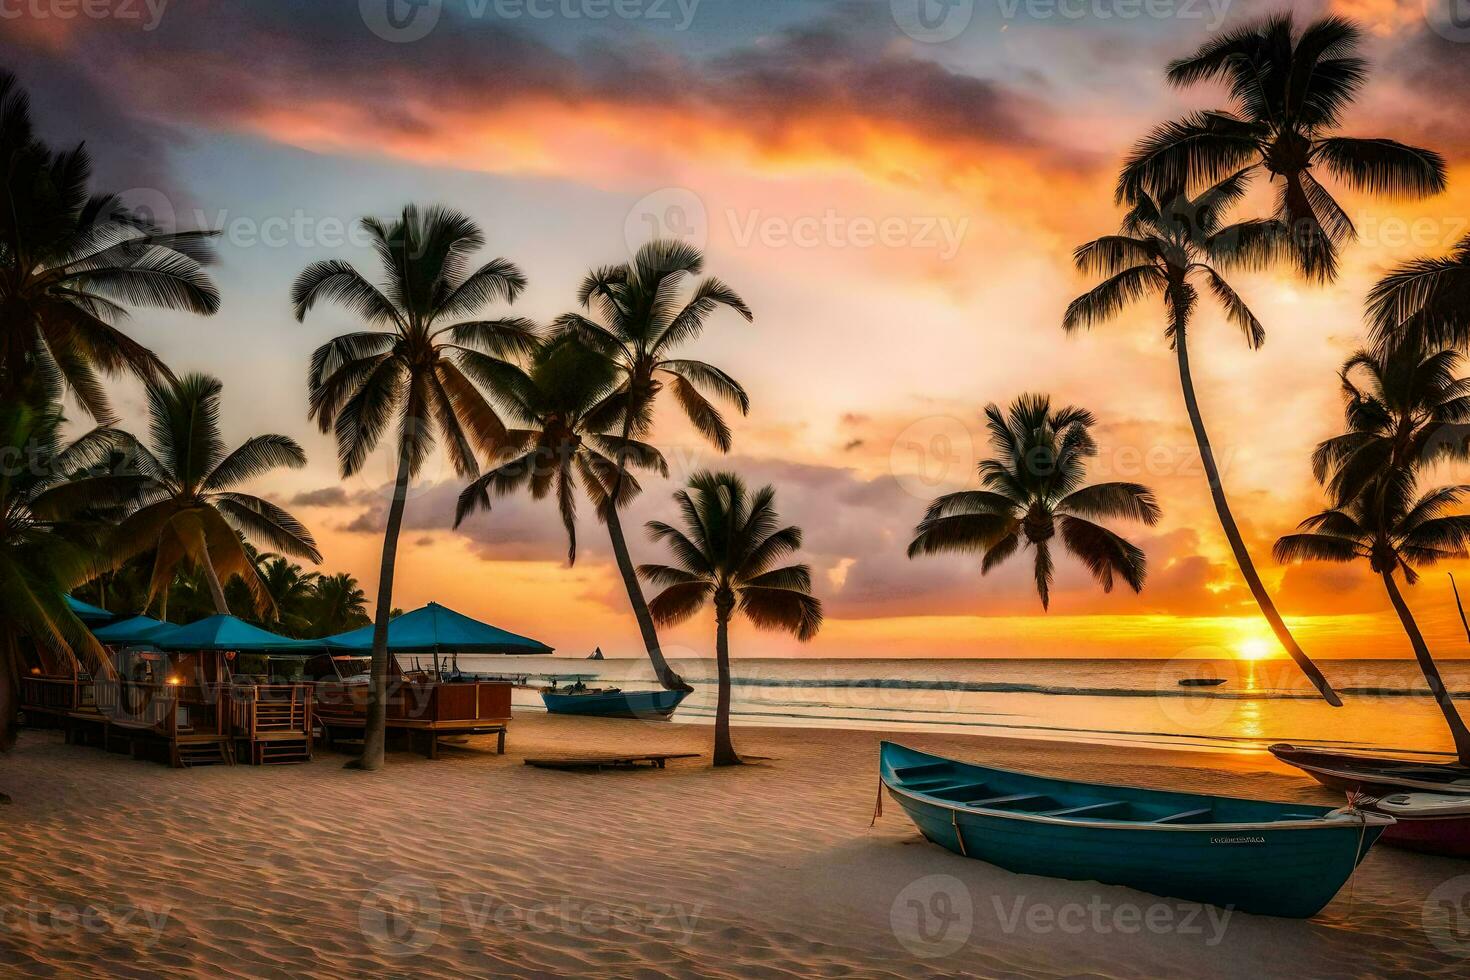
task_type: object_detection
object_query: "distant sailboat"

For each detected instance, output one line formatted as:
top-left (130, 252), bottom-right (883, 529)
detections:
top-left (587, 647), bottom-right (605, 660)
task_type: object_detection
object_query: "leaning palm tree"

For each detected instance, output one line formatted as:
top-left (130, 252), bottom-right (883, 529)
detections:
top-left (1118, 14), bottom-right (1446, 282)
top-left (0, 399), bottom-right (134, 751)
top-left (553, 240), bottom-right (752, 691)
top-left (295, 204), bottom-right (535, 770)
top-left (908, 395), bottom-right (1160, 609)
top-left (0, 70), bottom-right (218, 420)
top-left (1276, 485), bottom-right (1470, 763)
top-left (1279, 342), bottom-right (1470, 760)
top-left (1066, 175), bottom-right (1342, 704)
top-left (454, 336), bottom-right (666, 563)
top-left (638, 471), bottom-right (821, 766)
top-left (111, 373), bottom-right (320, 618)
top-left (1367, 234), bottom-right (1470, 351)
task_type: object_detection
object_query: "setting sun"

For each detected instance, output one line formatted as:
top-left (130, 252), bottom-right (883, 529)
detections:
top-left (1236, 638), bottom-right (1274, 661)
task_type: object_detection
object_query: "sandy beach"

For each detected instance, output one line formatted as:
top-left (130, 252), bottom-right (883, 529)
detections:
top-left (3, 717), bottom-right (1468, 979)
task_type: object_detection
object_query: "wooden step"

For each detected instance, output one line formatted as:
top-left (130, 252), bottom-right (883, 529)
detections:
top-left (253, 737), bottom-right (311, 765)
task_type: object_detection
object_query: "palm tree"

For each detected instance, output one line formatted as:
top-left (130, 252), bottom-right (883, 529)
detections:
top-left (454, 336), bottom-right (666, 563)
top-left (1310, 344), bottom-right (1470, 510)
top-left (908, 395), bottom-right (1160, 609)
top-left (1118, 14), bottom-right (1446, 282)
top-left (1276, 487), bottom-right (1470, 761)
top-left (1277, 342), bottom-right (1470, 761)
top-left (110, 373), bottom-right (320, 618)
top-left (294, 204), bottom-right (534, 770)
top-left (1066, 175), bottom-right (1342, 705)
top-left (554, 240), bottom-right (752, 691)
top-left (310, 572), bottom-right (371, 636)
top-left (1, 399), bottom-right (134, 750)
top-left (257, 555), bottom-right (320, 636)
top-left (0, 70), bottom-right (219, 420)
top-left (637, 471), bottom-right (821, 766)
top-left (1367, 234), bottom-right (1470, 351)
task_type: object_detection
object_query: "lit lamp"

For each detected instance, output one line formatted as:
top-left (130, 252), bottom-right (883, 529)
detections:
top-left (167, 675), bottom-right (182, 686)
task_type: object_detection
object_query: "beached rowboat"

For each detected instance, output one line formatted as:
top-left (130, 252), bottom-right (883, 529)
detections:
top-left (1370, 793), bottom-right (1470, 858)
top-left (1269, 743), bottom-right (1470, 795)
top-left (1269, 743), bottom-right (1470, 857)
top-left (880, 742), bottom-right (1392, 918)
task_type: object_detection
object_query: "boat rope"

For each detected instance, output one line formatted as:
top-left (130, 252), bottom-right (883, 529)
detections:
top-left (951, 810), bottom-right (968, 856)
top-left (870, 776), bottom-right (884, 826)
top-left (1342, 790), bottom-right (1377, 919)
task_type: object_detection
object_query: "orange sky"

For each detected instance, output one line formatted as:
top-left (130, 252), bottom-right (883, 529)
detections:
top-left (9, 0), bottom-right (1470, 664)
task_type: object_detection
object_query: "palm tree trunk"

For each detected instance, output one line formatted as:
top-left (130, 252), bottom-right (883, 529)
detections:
top-left (605, 410), bottom-right (689, 692)
top-left (712, 601), bottom-right (740, 767)
top-left (1174, 326), bottom-right (1342, 706)
top-left (1381, 571), bottom-right (1470, 764)
top-left (603, 501), bottom-right (690, 692)
top-left (0, 632), bottom-right (18, 753)
top-left (201, 559), bottom-right (231, 616)
top-left (352, 447), bottom-right (412, 772)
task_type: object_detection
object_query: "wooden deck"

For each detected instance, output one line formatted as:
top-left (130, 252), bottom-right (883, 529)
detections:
top-left (313, 679), bottom-right (513, 758)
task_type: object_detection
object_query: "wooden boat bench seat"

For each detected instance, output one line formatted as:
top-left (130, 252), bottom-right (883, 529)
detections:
top-left (965, 793), bottom-right (1047, 809)
top-left (1039, 800), bottom-right (1131, 818)
top-left (1151, 807), bottom-right (1213, 824)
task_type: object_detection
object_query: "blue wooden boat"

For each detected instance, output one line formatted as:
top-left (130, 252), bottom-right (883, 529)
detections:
top-left (880, 742), bottom-right (1392, 918)
top-left (541, 687), bottom-right (689, 719)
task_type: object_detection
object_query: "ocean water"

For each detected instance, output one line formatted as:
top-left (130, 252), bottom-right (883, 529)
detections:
top-left (447, 655), bottom-right (1470, 756)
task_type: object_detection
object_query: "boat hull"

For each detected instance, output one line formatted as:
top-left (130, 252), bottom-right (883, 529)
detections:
top-left (1376, 814), bottom-right (1470, 857)
top-left (541, 689), bottom-right (688, 719)
top-left (882, 742), bottom-right (1388, 919)
top-left (1269, 743), bottom-right (1470, 796)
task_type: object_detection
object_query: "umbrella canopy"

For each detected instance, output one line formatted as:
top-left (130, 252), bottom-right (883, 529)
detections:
top-left (65, 595), bottom-right (114, 626)
top-left (155, 615), bottom-right (327, 653)
top-left (324, 602), bottom-right (553, 655)
top-left (93, 615), bottom-right (180, 646)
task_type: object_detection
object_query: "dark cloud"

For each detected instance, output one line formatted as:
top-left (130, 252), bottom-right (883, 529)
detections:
top-left (290, 485), bottom-right (351, 507)
top-left (1, 0), bottom-right (1073, 185)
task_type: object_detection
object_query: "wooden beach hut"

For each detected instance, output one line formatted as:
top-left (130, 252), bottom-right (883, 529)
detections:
top-left (16, 597), bottom-right (119, 729)
top-left (309, 602), bottom-right (552, 758)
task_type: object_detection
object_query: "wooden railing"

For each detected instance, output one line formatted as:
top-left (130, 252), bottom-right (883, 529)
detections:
top-left (229, 683), bottom-right (313, 738)
top-left (93, 680), bottom-right (227, 738)
top-left (312, 679), bottom-right (512, 725)
top-left (19, 674), bottom-right (87, 714)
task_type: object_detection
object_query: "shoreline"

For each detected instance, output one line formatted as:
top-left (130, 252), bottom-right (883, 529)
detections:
top-left (3, 716), bottom-right (1468, 977)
